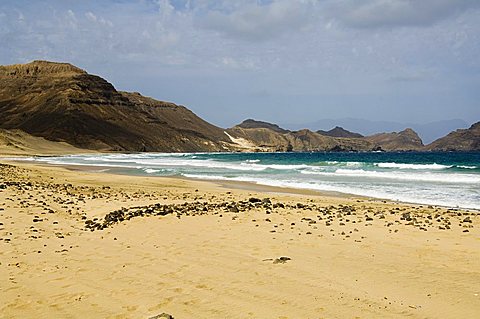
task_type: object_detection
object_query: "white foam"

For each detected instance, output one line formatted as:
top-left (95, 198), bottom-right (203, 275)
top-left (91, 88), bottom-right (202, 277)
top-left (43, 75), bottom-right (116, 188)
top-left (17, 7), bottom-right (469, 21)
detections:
top-left (375, 162), bottom-right (451, 170)
top-left (345, 161), bottom-right (363, 167)
top-left (316, 161), bottom-right (362, 167)
top-left (181, 174), bottom-right (480, 210)
top-left (301, 168), bottom-right (480, 184)
top-left (25, 153), bottom-right (480, 210)
top-left (248, 163), bottom-right (310, 170)
top-left (144, 168), bottom-right (160, 174)
top-left (325, 161), bottom-right (339, 164)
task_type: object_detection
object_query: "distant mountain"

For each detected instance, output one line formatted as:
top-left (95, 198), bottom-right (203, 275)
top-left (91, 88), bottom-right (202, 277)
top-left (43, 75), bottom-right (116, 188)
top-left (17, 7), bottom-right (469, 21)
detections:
top-left (237, 119), bottom-right (290, 134)
top-left (283, 118), bottom-right (469, 144)
top-left (317, 126), bottom-right (363, 138)
top-left (228, 120), bottom-right (423, 152)
top-left (0, 61), bottom-right (233, 152)
top-left (426, 122), bottom-right (480, 151)
top-left (227, 125), bottom-right (373, 152)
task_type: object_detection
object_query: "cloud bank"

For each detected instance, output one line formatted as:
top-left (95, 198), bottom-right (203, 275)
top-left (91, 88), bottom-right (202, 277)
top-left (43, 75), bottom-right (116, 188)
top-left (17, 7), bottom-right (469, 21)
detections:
top-left (0, 0), bottom-right (479, 127)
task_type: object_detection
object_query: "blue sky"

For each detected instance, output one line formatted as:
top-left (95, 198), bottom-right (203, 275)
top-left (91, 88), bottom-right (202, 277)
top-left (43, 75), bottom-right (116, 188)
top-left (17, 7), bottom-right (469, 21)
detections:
top-left (1, 0), bottom-right (479, 128)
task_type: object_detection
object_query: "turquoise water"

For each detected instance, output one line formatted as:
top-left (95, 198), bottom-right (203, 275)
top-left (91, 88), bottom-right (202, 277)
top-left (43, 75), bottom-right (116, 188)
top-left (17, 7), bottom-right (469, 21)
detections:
top-left (29, 152), bottom-right (480, 209)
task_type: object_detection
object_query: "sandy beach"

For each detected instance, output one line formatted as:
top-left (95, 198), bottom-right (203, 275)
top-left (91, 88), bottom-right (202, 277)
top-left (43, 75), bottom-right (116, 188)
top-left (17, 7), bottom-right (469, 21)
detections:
top-left (0, 158), bottom-right (479, 319)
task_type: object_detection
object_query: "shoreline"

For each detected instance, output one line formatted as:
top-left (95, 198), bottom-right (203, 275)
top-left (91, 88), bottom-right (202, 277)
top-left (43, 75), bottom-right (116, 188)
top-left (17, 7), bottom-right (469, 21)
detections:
top-left (3, 156), bottom-right (478, 212)
top-left (0, 157), bottom-right (479, 318)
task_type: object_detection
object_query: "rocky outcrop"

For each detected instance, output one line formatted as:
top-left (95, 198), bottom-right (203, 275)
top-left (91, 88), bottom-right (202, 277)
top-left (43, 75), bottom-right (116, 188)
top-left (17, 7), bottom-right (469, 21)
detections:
top-left (364, 128), bottom-right (424, 151)
top-left (317, 126), bottom-right (363, 138)
top-left (0, 61), bottom-right (233, 152)
top-left (426, 122), bottom-right (480, 151)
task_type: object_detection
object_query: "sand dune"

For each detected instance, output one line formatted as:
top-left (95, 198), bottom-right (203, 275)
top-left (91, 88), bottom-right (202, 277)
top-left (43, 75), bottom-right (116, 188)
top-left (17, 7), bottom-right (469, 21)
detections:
top-left (0, 129), bottom-right (90, 156)
top-left (0, 161), bottom-right (479, 318)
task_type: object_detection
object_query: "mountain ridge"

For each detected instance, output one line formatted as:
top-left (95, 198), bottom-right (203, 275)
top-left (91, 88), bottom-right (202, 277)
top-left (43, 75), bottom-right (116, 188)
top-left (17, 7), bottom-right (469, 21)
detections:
top-left (0, 61), bottom-right (478, 153)
top-left (228, 121), bottom-right (425, 152)
top-left (282, 118), bottom-right (469, 144)
top-left (0, 60), bottom-right (233, 152)
top-left (426, 122), bottom-right (480, 151)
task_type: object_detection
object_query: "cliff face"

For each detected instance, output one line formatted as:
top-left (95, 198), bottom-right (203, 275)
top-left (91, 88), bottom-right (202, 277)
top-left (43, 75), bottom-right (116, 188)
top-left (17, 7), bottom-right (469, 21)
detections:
top-left (426, 122), bottom-right (480, 151)
top-left (0, 61), bottom-right (232, 152)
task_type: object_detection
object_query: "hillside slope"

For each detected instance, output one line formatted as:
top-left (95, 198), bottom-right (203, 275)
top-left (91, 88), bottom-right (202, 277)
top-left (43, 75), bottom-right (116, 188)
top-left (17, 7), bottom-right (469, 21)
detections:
top-left (227, 125), bottom-right (373, 152)
top-left (228, 121), bottom-right (425, 152)
top-left (0, 61), bottom-right (232, 152)
top-left (426, 122), bottom-right (480, 151)
top-left (0, 129), bottom-right (89, 156)
top-left (364, 128), bottom-right (424, 151)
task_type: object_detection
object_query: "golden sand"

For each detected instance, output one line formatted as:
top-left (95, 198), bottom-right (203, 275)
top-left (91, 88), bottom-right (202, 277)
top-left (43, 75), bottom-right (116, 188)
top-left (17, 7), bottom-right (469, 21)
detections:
top-left (0, 160), bottom-right (479, 319)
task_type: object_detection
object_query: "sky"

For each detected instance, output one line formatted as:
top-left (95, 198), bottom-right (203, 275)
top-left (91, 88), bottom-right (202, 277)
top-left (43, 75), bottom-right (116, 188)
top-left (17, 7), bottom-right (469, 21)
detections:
top-left (1, 0), bottom-right (479, 129)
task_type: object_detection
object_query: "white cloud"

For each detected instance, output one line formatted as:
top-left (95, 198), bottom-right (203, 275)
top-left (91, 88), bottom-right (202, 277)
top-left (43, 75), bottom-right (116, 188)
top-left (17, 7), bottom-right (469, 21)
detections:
top-left (0, 0), bottom-right (479, 125)
top-left (328, 0), bottom-right (480, 29)
top-left (199, 0), bottom-right (315, 41)
top-left (85, 11), bottom-right (97, 22)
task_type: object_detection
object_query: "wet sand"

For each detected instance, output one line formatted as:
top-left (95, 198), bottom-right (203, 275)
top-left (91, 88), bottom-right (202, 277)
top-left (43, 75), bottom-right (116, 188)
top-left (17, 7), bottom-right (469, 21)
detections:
top-left (0, 160), bottom-right (479, 318)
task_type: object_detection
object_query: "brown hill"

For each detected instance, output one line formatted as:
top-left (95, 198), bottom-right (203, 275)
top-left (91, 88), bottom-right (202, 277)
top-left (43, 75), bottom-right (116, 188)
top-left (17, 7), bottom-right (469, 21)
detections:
top-left (228, 119), bottom-right (428, 152)
top-left (317, 126), bottom-right (363, 138)
top-left (364, 128), bottom-right (424, 151)
top-left (0, 61), bottom-right (232, 152)
top-left (236, 119), bottom-right (290, 134)
top-left (426, 122), bottom-right (480, 151)
top-left (2, 61), bottom-right (466, 154)
top-left (227, 126), bottom-right (373, 152)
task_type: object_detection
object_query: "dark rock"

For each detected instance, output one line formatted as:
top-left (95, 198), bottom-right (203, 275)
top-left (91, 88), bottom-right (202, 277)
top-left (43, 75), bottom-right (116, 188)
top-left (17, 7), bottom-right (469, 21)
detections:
top-left (273, 256), bottom-right (291, 264)
top-left (149, 313), bottom-right (174, 319)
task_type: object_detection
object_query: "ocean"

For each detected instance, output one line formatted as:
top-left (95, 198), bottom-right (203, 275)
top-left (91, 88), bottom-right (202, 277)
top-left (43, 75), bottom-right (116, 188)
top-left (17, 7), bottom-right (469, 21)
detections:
top-left (28, 152), bottom-right (480, 210)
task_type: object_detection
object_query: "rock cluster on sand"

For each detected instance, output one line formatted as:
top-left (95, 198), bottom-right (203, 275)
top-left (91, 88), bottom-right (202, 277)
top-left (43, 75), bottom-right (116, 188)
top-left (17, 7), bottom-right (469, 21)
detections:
top-left (83, 194), bottom-right (476, 236)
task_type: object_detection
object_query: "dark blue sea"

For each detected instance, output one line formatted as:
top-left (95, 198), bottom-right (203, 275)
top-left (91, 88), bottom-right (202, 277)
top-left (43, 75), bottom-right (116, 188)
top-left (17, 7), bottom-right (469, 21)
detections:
top-left (29, 152), bottom-right (480, 209)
